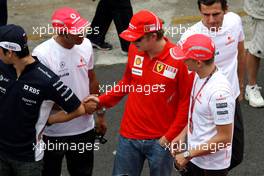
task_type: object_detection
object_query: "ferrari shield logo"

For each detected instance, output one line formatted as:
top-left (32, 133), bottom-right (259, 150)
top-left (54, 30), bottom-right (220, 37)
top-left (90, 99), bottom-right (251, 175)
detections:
top-left (156, 63), bottom-right (164, 73)
top-left (153, 61), bottom-right (177, 79)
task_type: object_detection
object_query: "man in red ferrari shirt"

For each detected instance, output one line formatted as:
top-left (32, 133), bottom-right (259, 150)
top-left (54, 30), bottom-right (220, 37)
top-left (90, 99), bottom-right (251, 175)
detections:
top-left (86, 9), bottom-right (193, 176)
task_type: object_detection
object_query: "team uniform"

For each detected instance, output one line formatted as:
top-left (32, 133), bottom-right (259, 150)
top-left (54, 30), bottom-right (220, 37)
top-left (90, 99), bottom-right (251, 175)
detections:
top-left (181, 12), bottom-right (244, 98)
top-left (100, 38), bottom-right (190, 141)
top-left (32, 38), bottom-right (95, 175)
top-left (188, 70), bottom-right (235, 170)
top-left (181, 12), bottom-right (245, 169)
top-left (98, 38), bottom-right (192, 175)
top-left (0, 57), bottom-right (80, 162)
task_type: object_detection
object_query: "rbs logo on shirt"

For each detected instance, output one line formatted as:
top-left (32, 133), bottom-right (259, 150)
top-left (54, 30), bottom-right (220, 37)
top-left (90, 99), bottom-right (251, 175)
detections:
top-left (23, 84), bottom-right (40, 95)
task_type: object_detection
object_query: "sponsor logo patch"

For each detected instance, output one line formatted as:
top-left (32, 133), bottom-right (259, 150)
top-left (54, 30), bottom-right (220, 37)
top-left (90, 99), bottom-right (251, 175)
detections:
top-left (216, 102), bottom-right (228, 108)
top-left (132, 68), bottom-right (143, 76)
top-left (77, 57), bottom-right (87, 68)
top-left (153, 61), bottom-right (177, 79)
top-left (217, 110), bottom-right (229, 115)
top-left (144, 24), bottom-right (157, 32)
top-left (225, 33), bottom-right (235, 45)
top-left (23, 84), bottom-right (40, 95)
top-left (133, 55), bottom-right (144, 68)
top-left (0, 74), bottom-right (9, 82)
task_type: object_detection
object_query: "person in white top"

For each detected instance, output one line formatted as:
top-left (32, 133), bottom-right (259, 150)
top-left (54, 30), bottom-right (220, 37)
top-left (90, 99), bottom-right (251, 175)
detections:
top-left (171, 34), bottom-right (235, 176)
top-left (179, 0), bottom-right (245, 170)
top-left (32, 7), bottom-right (107, 176)
top-left (244, 0), bottom-right (264, 107)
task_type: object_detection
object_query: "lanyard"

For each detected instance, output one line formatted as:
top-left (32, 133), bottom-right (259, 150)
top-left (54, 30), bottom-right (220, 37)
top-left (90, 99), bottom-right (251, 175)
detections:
top-left (189, 67), bottom-right (216, 134)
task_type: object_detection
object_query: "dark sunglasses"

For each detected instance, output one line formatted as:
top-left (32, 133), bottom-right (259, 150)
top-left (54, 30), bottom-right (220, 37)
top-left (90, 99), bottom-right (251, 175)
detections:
top-left (134, 36), bottom-right (144, 43)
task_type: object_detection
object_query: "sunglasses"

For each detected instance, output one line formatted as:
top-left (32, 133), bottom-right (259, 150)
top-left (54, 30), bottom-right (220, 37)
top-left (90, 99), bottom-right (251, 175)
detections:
top-left (134, 36), bottom-right (145, 43)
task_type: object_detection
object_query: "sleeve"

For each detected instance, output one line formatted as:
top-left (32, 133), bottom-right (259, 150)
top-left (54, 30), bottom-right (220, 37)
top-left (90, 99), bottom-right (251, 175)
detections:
top-left (47, 76), bottom-right (81, 113)
top-left (209, 89), bottom-right (235, 125)
top-left (98, 61), bottom-right (132, 108)
top-left (164, 62), bottom-right (194, 141)
top-left (32, 47), bottom-right (50, 68)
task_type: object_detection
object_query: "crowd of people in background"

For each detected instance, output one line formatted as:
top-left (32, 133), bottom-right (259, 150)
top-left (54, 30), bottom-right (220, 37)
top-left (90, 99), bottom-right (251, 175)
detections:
top-left (0, 0), bottom-right (263, 176)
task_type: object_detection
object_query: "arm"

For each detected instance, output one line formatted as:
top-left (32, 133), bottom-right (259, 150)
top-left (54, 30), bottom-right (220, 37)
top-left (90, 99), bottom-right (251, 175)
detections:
top-left (170, 126), bottom-right (188, 156)
top-left (98, 62), bottom-right (132, 108)
top-left (163, 63), bottom-right (194, 142)
top-left (48, 103), bottom-right (86, 124)
top-left (237, 41), bottom-right (246, 101)
top-left (175, 124), bottom-right (233, 167)
top-left (175, 89), bottom-right (235, 167)
top-left (88, 69), bottom-right (107, 135)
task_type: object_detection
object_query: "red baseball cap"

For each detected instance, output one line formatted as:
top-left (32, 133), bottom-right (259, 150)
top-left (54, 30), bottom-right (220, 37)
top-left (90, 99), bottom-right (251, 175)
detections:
top-left (51, 7), bottom-right (90, 34)
top-left (170, 34), bottom-right (215, 61)
top-left (119, 9), bottom-right (163, 42)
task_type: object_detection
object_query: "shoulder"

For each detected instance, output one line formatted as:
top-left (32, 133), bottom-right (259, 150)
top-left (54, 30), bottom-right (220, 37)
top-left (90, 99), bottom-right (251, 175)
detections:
top-left (180, 21), bottom-right (207, 41)
top-left (208, 71), bottom-right (234, 97)
top-left (223, 12), bottom-right (242, 27)
top-left (33, 58), bottom-right (59, 81)
top-left (76, 38), bottom-right (93, 51)
top-left (33, 38), bottom-right (53, 54)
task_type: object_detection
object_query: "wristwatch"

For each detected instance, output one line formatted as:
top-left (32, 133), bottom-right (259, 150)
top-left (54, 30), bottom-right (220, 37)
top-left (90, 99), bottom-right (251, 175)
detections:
top-left (96, 107), bottom-right (106, 116)
top-left (183, 151), bottom-right (191, 159)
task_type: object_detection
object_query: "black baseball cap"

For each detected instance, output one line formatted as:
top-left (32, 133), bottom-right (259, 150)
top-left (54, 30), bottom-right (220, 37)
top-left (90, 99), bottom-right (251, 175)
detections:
top-left (0, 24), bottom-right (28, 52)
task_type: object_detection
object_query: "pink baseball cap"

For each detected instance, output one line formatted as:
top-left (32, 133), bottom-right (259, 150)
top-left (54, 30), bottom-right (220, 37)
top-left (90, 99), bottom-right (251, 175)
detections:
top-left (119, 9), bottom-right (163, 42)
top-left (170, 34), bottom-right (215, 61)
top-left (51, 7), bottom-right (90, 34)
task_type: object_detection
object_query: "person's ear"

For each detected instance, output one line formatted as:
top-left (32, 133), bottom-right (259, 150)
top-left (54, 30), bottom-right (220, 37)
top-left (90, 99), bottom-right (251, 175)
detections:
top-left (196, 60), bottom-right (203, 67)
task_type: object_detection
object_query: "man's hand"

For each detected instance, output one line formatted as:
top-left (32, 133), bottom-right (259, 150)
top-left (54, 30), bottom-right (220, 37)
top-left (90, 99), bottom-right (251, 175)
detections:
top-left (170, 135), bottom-right (186, 157)
top-left (174, 153), bottom-right (189, 169)
top-left (95, 115), bottom-right (107, 136)
top-left (82, 95), bottom-right (100, 114)
top-left (83, 94), bottom-right (99, 103)
top-left (159, 136), bottom-right (169, 148)
top-left (83, 100), bottom-right (98, 114)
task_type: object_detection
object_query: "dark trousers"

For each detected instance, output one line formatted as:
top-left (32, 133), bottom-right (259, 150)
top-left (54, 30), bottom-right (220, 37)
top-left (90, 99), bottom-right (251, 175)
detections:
top-left (0, 156), bottom-right (43, 176)
top-left (181, 162), bottom-right (228, 176)
top-left (229, 100), bottom-right (244, 170)
top-left (0, 0), bottom-right (7, 26)
top-left (42, 129), bottom-right (95, 176)
top-left (87, 0), bottom-right (133, 52)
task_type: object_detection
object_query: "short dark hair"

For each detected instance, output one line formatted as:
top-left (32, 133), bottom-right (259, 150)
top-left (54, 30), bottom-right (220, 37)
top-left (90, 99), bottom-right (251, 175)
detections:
top-left (146, 29), bottom-right (164, 41)
top-left (197, 0), bottom-right (227, 11)
top-left (1, 47), bottom-right (30, 59)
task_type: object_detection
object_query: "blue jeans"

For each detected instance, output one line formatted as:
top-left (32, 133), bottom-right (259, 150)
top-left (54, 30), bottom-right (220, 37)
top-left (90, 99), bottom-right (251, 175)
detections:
top-left (112, 135), bottom-right (173, 176)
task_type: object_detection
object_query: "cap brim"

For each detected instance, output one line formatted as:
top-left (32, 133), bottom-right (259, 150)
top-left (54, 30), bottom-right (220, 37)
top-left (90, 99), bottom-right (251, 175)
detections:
top-left (170, 45), bottom-right (187, 60)
top-left (69, 18), bottom-right (90, 34)
top-left (119, 29), bottom-right (144, 42)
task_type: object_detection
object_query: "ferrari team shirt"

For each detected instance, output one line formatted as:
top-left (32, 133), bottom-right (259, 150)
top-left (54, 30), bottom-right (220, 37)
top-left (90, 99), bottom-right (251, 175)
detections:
top-left (99, 38), bottom-right (193, 141)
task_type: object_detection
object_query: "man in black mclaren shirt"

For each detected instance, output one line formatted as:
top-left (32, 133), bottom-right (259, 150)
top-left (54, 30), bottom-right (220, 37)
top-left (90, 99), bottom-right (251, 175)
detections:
top-left (0, 24), bottom-right (94, 176)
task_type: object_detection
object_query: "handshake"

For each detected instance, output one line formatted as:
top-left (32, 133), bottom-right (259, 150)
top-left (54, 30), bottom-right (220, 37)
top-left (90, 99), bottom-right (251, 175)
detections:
top-left (82, 95), bottom-right (101, 114)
